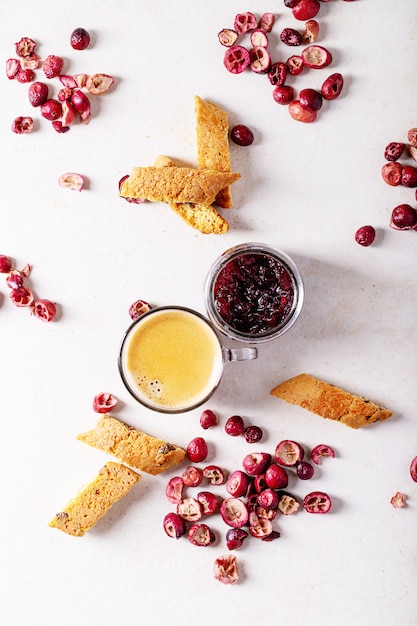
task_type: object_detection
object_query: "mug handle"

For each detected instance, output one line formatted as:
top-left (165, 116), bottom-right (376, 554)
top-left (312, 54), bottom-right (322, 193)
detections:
top-left (223, 347), bottom-right (258, 362)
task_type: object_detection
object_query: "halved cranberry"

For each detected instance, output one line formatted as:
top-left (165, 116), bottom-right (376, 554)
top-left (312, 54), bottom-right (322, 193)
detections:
top-left (280, 27), bottom-right (303, 46)
top-left (275, 440), bottom-right (304, 466)
top-left (165, 476), bottom-right (184, 504)
top-left (9, 286), bottom-right (34, 307)
top-left (199, 409), bottom-right (218, 429)
top-left (248, 513), bottom-right (273, 538)
top-left (303, 491), bottom-right (332, 513)
top-left (128, 299), bottom-right (151, 320)
top-left (203, 465), bottom-right (226, 485)
top-left (303, 19), bottom-right (320, 43)
top-left (249, 46), bottom-right (271, 73)
top-left (223, 45), bottom-right (250, 74)
top-left (197, 491), bottom-right (220, 515)
top-left (92, 392), bottom-right (117, 413)
top-left (268, 61), bottom-right (287, 86)
top-left (225, 415), bottom-right (245, 436)
top-left (250, 29), bottom-right (269, 48)
top-left (288, 100), bottom-right (317, 123)
top-left (407, 128), bottom-right (417, 148)
top-left (177, 497), bottom-right (203, 522)
top-left (218, 29), bottom-right (239, 47)
top-left (381, 161), bottom-right (402, 186)
top-left (278, 493), bottom-right (300, 515)
top-left (384, 142), bottom-right (405, 162)
top-left (355, 225), bottom-right (376, 246)
top-left (321, 73), bottom-right (344, 100)
top-left (226, 527), bottom-right (248, 550)
top-left (242, 452), bottom-right (271, 475)
top-left (214, 554), bottom-right (239, 585)
top-left (220, 497), bottom-right (249, 527)
top-left (286, 55), bottom-right (304, 75)
top-left (188, 523), bottom-right (215, 546)
top-left (273, 84), bottom-right (295, 105)
top-left (0, 255), bottom-right (12, 273)
top-left (182, 466), bottom-right (204, 487)
top-left (311, 444), bottom-right (335, 464)
top-left (187, 437), bottom-right (208, 462)
top-left (390, 205), bottom-right (417, 230)
top-left (410, 456), bottom-right (417, 482)
top-left (302, 45), bottom-right (332, 69)
top-left (234, 12), bottom-right (257, 34)
top-left (163, 512), bottom-right (186, 539)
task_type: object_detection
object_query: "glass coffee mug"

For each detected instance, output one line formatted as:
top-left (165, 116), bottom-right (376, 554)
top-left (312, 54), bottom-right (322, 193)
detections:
top-left (118, 306), bottom-right (257, 414)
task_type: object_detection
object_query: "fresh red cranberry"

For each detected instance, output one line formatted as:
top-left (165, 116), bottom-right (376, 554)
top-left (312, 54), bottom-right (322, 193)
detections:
top-left (177, 497), bottom-right (203, 522)
top-left (296, 461), bottom-right (315, 479)
top-left (303, 491), bottom-right (332, 514)
top-left (188, 523), bottom-right (215, 546)
top-left (70, 27), bottom-right (91, 50)
top-left (242, 452), bottom-right (272, 475)
top-left (299, 88), bottom-right (323, 111)
top-left (390, 204), bottom-right (417, 230)
top-left (28, 81), bottom-right (49, 107)
top-left (275, 440), bottom-right (304, 466)
top-left (182, 466), bottom-right (204, 487)
top-left (165, 476), bottom-right (184, 504)
top-left (273, 84), bottom-right (295, 105)
top-left (40, 99), bottom-right (62, 121)
top-left (286, 55), bottom-right (304, 75)
top-left (220, 497), bottom-right (249, 527)
top-left (163, 512), bottom-right (186, 539)
top-left (92, 392), bottom-right (118, 413)
top-left (0, 255), bottom-right (12, 273)
top-left (321, 73), bottom-right (344, 100)
top-left (410, 456), bottom-right (417, 482)
top-left (200, 409), bottom-right (218, 429)
top-left (288, 100), bottom-right (317, 123)
top-left (355, 225), bottom-right (376, 246)
top-left (226, 527), bottom-right (248, 550)
top-left (381, 162), bottom-right (402, 186)
top-left (244, 425), bottom-right (263, 444)
top-left (265, 463), bottom-right (289, 489)
top-left (280, 27), bottom-right (303, 46)
top-left (203, 465), bottom-right (226, 485)
top-left (401, 165), bottom-right (417, 187)
top-left (268, 61), bottom-right (287, 86)
top-left (234, 12), bottom-right (257, 34)
top-left (230, 124), bottom-right (254, 146)
top-left (225, 415), bottom-right (245, 436)
top-left (311, 444), bottom-right (335, 464)
top-left (197, 491), bottom-right (220, 514)
top-left (384, 142), bottom-right (405, 162)
top-left (187, 437), bottom-right (208, 462)
top-left (223, 45), bottom-right (250, 74)
top-left (226, 470), bottom-right (251, 497)
top-left (292, 0), bottom-right (321, 21)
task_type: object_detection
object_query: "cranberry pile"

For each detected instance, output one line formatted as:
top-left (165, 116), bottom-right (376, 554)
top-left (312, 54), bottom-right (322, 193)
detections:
top-left (213, 252), bottom-right (296, 337)
top-left (163, 409), bottom-right (335, 584)
top-left (218, 6), bottom-right (354, 123)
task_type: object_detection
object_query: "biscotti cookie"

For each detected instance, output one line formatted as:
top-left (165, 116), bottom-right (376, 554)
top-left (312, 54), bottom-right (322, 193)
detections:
top-left (77, 414), bottom-right (186, 475)
top-left (271, 373), bottom-right (393, 429)
top-left (119, 166), bottom-right (240, 205)
top-left (49, 462), bottom-right (141, 537)
top-left (195, 96), bottom-right (233, 209)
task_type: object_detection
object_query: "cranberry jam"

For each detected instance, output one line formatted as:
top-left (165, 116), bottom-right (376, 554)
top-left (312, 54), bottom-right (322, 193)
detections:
top-left (205, 243), bottom-right (304, 343)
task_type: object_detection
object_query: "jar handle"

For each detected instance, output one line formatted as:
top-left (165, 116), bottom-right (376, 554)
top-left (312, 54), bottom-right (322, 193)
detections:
top-left (222, 347), bottom-right (258, 362)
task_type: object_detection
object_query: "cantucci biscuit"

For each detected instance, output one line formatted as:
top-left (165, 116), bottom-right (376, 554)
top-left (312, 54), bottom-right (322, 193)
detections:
top-left (119, 166), bottom-right (239, 205)
top-left (270, 373), bottom-right (393, 429)
top-left (48, 462), bottom-right (141, 537)
top-left (77, 414), bottom-right (186, 475)
top-left (154, 155), bottom-right (229, 234)
top-left (195, 96), bottom-right (233, 209)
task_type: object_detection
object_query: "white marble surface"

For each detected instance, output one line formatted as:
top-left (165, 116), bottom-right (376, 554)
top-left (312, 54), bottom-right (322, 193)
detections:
top-left (1, 1), bottom-right (416, 625)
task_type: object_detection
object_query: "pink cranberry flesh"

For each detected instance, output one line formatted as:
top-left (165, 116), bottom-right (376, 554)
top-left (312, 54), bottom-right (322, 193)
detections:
top-left (268, 61), bottom-right (287, 86)
top-left (249, 514), bottom-right (273, 538)
top-left (12, 115), bottom-right (34, 134)
top-left (280, 28), bottom-right (303, 46)
top-left (6, 58), bottom-right (20, 79)
top-left (15, 37), bottom-right (37, 58)
top-left (188, 523), bottom-right (215, 546)
top-left (381, 162), bottom-right (402, 186)
top-left (177, 497), bottom-right (203, 522)
top-left (28, 81), bottom-right (49, 107)
top-left (265, 463), bottom-right (289, 489)
top-left (223, 45), bottom-right (250, 74)
top-left (218, 29), bottom-right (239, 47)
top-left (40, 99), bottom-right (62, 121)
top-left (407, 128), bottom-right (417, 148)
top-left (197, 491), bottom-right (219, 515)
top-left (230, 125), bottom-right (254, 146)
top-left (226, 470), bottom-right (251, 497)
top-left (220, 497), bottom-right (249, 527)
top-left (292, 0), bottom-right (321, 20)
top-left (275, 440), bottom-right (304, 466)
top-left (255, 504), bottom-right (277, 521)
top-left (182, 466), bottom-right (204, 487)
top-left (70, 27), bottom-right (90, 50)
top-left (6, 269), bottom-right (25, 289)
top-left (390, 205), bottom-right (417, 230)
top-left (384, 142), bottom-right (405, 162)
top-left (200, 408), bottom-right (218, 429)
top-left (43, 54), bottom-right (64, 78)
top-left (165, 476), bottom-right (184, 504)
top-left (410, 456), bottom-right (417, 482)
top-left (296, 461), bottom-right (315, 480)
top-left (129, 299), bottom-right (151, 320)
top-left (187, 437), bottom-right (208, 462)
top-left (225, 415), bottom-right (245, 436)
top-left (234, 11), bottom-right (257, 34)
top-left (302, 45), bottom-right (332, 69)
top-left (249, 46), bottom-right (271, 73)
top-left (250, 29), bottom-right (269, 48)
top-left (33, 300), bottom-right (57, 323)
top-left (244, 425), bottom-right (263, 444)
top-left (391, 492), bottom-right (406, 508)
top-left (242, 452), bottom-right (271, 475)
top-left (355, 225), bottom-right (376, 246)
top-left (92, 392), bottom-right (118, 413)
top-left (401, 165), bottom-right (417, 187)
top-left (304, 491), bottom-right (332, 513)
top-left (278, 493), bottom-right (300, 515)
top-left (9, 286), bottom-right (34, 307)
top-left (299, 88), bottom-right (323, 111)
top-left (321, 72), bottom-right (344, 100)
top-left (259, 13), bottom-right (275, 32)
top-left (311, 444), bottom-right (335, 464)
top-left (163, 512), bottom-right (186, 539)
top-left (289, 100), bottom-right (317, 123)
top-left (214, 555), bottom-right (239, 585)
top-left (273, 85), bottom-right (295, 105)
top-left (0, 255), bottom-right (12, 273)
top-left (286, 55), bottom-right (304, 75)
top-left (203, 465), bottom-right (226, 485)
top-left (226, 528), bottom-right (248, 550)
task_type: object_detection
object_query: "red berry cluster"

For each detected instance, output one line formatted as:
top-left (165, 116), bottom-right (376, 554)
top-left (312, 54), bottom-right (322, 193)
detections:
top-left (381, 128), bottom-right (417, 232)
top-left (7, 34), bottom-right (114, 134)
top-left (0, 254), bottom-right (57, 322)
top-left (218, 9), bottom-right (349, 123)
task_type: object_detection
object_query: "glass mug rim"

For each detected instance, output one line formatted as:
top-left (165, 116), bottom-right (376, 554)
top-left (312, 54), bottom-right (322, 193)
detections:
top-left (204, 242), bottom-right (304, 343)
top-left (118, 305), bottom-right (257, 414)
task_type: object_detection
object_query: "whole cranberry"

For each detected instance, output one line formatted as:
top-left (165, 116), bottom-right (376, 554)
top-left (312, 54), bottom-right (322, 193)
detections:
top-left (384, 142), bottom-right (405, 162)
top-left (0, 255), bottom-right (12, 273)
top-left (230, 124), bottom-right (254, 146)
top-left (225, 415), bottom-right (245, 436)
top-left (186, 437), bottom-right (208, 463)
top-left (265, 463), bottom-right (289, 489)
top-left (199, 409), bottom-right (218, 429)
top-left (401, 165), bottom-right (417, 188)
top-left (299, 88), bottom-right (323, 111)
top-left (355, 225), bottom-right (376, 246)
top-left (40, 99), bottom-right (62, 121)
top-left (321, 73), bottom-right (344, 100)
top-left (390, 204), bottom-right (417, 230)
top-left (28, 81), bottom-right (49, 107)
top-left (244, 425), bottom-right (263, 443)
top-left (70, 27), bottom-right (91, 50)
top-left (272, 84), bottom-right (294, 105)
top-left (292, 0), bottom-right (321, 21)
